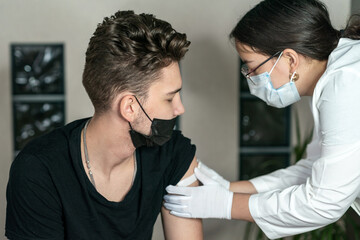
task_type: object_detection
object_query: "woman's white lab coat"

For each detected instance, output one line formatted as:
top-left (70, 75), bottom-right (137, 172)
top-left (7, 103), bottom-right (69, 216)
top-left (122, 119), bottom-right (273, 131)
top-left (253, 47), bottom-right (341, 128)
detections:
top-left (249, 38), bottom-right (360, 239)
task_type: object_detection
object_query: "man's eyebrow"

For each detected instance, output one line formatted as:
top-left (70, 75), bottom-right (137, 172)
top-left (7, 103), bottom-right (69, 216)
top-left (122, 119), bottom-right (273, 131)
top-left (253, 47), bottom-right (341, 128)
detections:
top-left (167, 87), bottom-right (182, 95)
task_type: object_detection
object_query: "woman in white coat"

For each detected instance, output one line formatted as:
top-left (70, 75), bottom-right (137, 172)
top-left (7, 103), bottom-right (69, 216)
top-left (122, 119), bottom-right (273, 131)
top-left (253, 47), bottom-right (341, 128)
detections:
top-left (164, 0), bottom-right (360, 238)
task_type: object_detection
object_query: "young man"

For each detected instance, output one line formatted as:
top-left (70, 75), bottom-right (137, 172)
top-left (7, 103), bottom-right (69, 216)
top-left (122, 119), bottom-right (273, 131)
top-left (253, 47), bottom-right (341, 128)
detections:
top-left (6, 10), bottom-right (202, 239)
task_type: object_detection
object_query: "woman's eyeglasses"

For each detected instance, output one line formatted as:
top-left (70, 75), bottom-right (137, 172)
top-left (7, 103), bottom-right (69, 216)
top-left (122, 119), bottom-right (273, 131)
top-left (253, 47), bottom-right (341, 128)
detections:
top-left (241, 51), bottom-right (282, 79)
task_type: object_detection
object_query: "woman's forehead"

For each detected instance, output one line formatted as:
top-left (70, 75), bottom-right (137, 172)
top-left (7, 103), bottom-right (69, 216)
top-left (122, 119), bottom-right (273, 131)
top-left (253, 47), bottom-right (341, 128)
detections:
top-left (235, 41), bottom-right (255, 54)
top-left (235, 41), bottom-right (272, 59)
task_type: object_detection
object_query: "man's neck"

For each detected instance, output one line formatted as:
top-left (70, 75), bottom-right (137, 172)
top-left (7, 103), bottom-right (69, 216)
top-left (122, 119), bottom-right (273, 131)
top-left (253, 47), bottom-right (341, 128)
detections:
top-left (83, 113), bottom-right (135, 176)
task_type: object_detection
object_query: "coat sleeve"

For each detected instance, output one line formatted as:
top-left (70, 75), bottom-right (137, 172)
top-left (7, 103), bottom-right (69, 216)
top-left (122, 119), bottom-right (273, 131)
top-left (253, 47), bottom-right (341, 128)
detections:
top-left (249, 69), bottom-right (360, 239)
top-left (249, 134), bottom-right (319, 193)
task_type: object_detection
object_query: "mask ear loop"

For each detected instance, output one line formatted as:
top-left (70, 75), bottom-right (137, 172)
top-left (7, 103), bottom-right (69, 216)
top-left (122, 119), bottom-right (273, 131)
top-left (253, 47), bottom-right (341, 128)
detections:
top-left (133, 95), bottom-right (153, 122)
top-left (269, 51), bottom-right (284, 75)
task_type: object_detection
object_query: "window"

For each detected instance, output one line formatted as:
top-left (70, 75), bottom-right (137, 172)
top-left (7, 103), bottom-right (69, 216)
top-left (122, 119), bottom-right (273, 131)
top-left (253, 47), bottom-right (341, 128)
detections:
top-left (238, 60), bottom-right (291, 180)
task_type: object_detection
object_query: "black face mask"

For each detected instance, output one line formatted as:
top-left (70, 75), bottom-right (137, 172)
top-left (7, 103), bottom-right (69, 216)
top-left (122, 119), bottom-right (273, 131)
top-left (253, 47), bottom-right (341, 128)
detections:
top-left (129, 96), bottom-right (176, 148)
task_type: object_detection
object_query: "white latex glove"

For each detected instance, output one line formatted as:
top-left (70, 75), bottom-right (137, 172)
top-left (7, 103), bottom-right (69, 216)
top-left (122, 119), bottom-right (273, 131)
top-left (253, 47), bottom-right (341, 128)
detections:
top-left (164, 167), bottom-right (233, 219)
top-left (197, 160), bottom-right (230, 190)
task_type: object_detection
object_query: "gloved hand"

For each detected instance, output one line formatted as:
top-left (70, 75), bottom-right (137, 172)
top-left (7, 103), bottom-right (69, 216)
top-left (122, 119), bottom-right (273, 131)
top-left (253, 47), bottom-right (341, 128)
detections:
top-left (164, 167), bottom-right (233, 219)
top-left (197, 160), bottom-right (230, 190)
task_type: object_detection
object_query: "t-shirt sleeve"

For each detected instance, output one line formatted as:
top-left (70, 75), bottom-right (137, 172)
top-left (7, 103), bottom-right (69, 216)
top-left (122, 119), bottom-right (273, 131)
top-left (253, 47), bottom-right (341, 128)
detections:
top-left (6, 152), bottom-right (64, 240)
top-left (163, 131), bottom-right (196, 186)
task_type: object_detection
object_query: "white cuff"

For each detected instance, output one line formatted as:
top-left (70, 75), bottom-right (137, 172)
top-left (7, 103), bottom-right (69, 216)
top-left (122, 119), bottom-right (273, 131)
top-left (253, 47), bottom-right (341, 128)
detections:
top-left (249, 193), bottom-right (277, 239)
top-left (226, 192), bottom-right (234, 219)
top-left (249, 176), bottom-right (271, 193)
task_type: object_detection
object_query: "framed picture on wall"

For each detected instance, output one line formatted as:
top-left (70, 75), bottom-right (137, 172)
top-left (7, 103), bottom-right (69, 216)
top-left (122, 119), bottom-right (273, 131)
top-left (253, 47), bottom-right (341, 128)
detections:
top-left (11, 44), bottom-right (64, 95)
top-left (11, 43), bottom-right (65, 155)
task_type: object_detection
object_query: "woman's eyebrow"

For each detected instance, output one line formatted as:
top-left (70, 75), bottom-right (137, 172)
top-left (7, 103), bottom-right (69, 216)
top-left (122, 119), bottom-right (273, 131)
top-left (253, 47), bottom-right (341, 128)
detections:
top-left (242, 59), bottom-right (253, 64)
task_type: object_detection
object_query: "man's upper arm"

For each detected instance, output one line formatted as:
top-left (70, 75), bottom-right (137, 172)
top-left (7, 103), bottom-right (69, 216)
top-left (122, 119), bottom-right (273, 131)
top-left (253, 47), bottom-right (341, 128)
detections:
top-left (161, 156), bottom-right (203, 240)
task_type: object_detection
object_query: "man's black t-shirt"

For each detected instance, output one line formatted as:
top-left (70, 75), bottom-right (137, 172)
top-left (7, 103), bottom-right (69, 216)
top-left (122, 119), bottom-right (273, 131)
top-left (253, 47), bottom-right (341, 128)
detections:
top-left (6, 118), bottom-right (196, 240)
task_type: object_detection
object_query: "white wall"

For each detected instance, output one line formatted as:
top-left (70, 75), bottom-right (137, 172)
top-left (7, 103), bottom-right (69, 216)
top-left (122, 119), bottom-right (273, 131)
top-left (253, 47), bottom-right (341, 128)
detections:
top-left (0, 0), bottom-right (351, 239)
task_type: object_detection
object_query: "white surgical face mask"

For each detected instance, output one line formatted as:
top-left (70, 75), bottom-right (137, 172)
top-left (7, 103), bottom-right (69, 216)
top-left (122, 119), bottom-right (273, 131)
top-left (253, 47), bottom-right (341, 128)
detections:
top-left (246, 51), bottom-right (301, 108)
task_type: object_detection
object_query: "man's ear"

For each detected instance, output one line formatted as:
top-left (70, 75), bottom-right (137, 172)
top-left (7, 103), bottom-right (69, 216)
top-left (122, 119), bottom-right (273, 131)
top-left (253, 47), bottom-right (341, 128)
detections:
top-left (283, 48), bottom-right (300, 74)
top-left (119, 95), bottom-right (138, 122)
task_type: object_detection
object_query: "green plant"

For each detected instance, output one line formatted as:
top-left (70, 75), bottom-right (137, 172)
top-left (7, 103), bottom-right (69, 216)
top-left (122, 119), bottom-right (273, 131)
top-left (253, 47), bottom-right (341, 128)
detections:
top-left (242, 109), bottom-right (360, 240)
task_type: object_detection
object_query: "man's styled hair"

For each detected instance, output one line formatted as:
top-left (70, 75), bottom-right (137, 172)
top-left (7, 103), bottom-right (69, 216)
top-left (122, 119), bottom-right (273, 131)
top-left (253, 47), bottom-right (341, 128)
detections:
top-left (83, 10), bottom-right (191, 114)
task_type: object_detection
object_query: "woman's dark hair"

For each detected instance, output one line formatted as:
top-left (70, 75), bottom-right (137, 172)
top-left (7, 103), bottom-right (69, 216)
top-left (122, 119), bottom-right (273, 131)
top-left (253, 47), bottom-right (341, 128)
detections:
top-left (83, 10), bottom-right (190, 114)
top-left (230, 0), bottom-right (360, 60)
top-left (343, 14), bottom-right (360, 40)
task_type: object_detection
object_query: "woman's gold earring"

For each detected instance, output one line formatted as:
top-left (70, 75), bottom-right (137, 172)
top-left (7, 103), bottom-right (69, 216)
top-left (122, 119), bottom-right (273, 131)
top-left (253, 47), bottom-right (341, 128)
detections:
top-left (290, 72), bottom-right (299, 81)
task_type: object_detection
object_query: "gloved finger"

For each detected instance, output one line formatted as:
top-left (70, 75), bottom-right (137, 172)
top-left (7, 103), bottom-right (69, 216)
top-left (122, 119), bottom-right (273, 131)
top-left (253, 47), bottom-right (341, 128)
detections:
top-left (197, 161), bottom-right (214, 176)
top-left (194, 167), bottom-right (217, 185)
top-left (197, 159), bottom-right (203, 169)
top-left (163, 202), bottom-right (188, 213)
top-left (166, 185), bottom-right (192, 196)
top-left (163, 194), bottom-right (190, 205)
top-left (169, 211), bottom-right (192, 218)
top-left (177, 174), bottom-right (197, 187)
